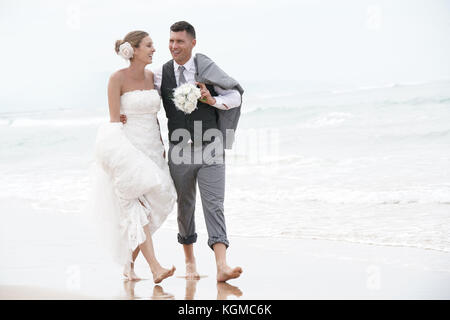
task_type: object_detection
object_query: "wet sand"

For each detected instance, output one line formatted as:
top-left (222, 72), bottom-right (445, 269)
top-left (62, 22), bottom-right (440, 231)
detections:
top-left (1, 201), bottom-right (449, 299)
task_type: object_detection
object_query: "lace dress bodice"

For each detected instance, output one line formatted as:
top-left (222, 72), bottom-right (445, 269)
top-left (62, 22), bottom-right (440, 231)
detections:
top-left (120, 89), bottom-right (165, 167)
top-left (120, 89), bottom-right (161, 115)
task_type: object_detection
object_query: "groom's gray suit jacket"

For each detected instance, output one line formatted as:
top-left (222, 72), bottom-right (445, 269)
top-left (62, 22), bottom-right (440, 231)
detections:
top-left (194, 53), bottom-right (244, 149)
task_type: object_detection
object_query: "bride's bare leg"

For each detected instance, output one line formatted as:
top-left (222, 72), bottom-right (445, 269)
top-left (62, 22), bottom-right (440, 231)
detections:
top-left (123, 247), bottom-right (141, 280)
top-left (132, 247), bottom-right (140, 261)
top-left (139, 224), bottom-right (176, 284)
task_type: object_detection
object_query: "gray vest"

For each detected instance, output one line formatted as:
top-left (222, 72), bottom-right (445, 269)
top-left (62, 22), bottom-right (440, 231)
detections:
top-left (160, 60), bottom-right (219, 144)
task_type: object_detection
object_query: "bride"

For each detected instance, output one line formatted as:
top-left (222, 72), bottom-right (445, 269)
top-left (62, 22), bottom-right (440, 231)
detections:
top-left (89, 30), bottom-right (176, 283)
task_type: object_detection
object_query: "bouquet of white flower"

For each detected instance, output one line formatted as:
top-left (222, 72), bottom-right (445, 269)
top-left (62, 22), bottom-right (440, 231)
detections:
top-left (172, 83), bottom-right (202, 114)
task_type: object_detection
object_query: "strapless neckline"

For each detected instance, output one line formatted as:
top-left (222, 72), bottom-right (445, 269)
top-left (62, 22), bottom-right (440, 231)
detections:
top-left (121, 89), bottom-right (157, 97)
top-left (120, 88), bottom-right (161, 115)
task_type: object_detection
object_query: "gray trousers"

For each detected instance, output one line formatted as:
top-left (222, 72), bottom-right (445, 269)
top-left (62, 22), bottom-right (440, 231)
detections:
top-left (168, 141), bottom-right (229, 250)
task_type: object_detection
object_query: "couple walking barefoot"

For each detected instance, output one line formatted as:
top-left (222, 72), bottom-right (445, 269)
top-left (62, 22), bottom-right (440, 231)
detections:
top-left (91, 21), bottom-right (243, 284)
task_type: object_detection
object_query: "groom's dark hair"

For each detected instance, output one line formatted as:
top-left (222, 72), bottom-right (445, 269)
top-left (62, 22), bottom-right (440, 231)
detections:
top-left (170, 21), bottom-right (196, 39)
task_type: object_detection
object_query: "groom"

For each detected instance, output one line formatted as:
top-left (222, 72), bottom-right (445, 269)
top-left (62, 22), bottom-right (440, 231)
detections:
top-left (124, 21), bottom-right (243, 282)
top-left (160, 21), bottom-right (242, 282)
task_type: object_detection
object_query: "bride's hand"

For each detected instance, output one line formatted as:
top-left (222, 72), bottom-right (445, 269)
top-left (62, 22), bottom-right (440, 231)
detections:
top-left (120, 114), bottom-right (127, 124)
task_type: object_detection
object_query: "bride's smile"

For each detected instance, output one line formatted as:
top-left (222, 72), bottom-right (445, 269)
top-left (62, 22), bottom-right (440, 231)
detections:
top-left (132, 36), bottom-right (156, 65)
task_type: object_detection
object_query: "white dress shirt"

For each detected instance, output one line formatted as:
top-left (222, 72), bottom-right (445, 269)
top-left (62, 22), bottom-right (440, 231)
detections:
top-left (153, 55), bottom-right (241, 110)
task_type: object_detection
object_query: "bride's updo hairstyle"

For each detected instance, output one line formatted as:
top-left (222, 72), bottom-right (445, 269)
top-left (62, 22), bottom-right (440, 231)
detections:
top-left (115, 31), bottom-right (149, 54)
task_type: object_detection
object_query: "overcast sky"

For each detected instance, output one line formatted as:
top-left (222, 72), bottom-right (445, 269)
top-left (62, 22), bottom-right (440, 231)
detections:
top-left (1, 0), bottom-right (449, 110)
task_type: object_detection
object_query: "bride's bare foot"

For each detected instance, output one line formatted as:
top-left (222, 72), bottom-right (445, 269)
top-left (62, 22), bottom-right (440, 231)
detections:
top-left (152, 265), bottom-right (176, 284)
top-left (217, 264), bottom-right (243, 282)
top-left (186, 260), bottom-right (201, 280)
top-left (123, 279), bottom-right (140, 299)
top-left (123, 264), bottom-right (141, 281)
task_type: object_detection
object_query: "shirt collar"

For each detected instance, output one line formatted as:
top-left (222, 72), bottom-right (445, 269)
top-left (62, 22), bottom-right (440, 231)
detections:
top-left (173, 54), bottom-right (196, 73)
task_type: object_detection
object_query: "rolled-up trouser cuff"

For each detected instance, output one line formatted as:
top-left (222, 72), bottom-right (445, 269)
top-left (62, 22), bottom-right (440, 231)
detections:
top-left (208, 237), bottom-right (229, 251)
top-left (178, 233), bottom-right (197, 245)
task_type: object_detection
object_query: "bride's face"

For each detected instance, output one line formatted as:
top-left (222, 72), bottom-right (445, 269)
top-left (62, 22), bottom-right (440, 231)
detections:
top-left (133, 36), bottom-right (155, 65)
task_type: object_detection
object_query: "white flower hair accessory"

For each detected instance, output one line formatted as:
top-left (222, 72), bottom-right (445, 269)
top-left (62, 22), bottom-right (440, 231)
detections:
top-left (118, 42), bottom-right (134, 60)
top-left (172, 83), bottom-right (201, 114)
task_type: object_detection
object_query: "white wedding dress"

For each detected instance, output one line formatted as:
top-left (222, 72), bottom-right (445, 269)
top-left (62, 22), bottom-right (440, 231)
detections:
top-left (88, 89), bottom-right (177, 266)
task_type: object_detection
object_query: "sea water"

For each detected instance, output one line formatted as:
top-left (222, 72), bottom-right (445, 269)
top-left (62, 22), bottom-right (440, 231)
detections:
top-left (1, 79), bottom-right (449, 252)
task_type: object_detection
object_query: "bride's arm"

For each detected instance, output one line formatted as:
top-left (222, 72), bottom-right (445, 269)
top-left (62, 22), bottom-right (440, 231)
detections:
top-left (150, 70), bottom-right (166, 158)
top-left (156, 118), bottom-right (166, 159)
top-left (107, 72), bottom-right (122, 122)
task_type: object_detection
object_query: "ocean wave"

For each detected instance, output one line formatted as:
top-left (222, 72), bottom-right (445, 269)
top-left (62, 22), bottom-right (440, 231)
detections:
top-left (262, 233), bottom-right (450, 254)
top-left (4, 117), bottom-right (107, 127)
top-left (358, 128), bottom-right (450, 142)
top-left (242, 94), bottom-right (450, 117)
top-left (421, 129), bottom-right (450, 138)
top-left (378, 96), bottom-right (450, 106)
top-left (395, 129), bottom-right (450, 140)
top-left (0, 119), bottom-right (13, 126)
top-left (330, 79), bottom-right (450, 95)
top-left (331, 82), bottom-right (399, 94)
top-left (264, 185), bottom-right (450, 205)
top-left (299, 112), bottom-right (355, 128)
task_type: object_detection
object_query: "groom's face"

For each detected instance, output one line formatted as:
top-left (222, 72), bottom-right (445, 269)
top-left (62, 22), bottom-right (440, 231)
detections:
top-left (169, 30), bottom-right (196, 65)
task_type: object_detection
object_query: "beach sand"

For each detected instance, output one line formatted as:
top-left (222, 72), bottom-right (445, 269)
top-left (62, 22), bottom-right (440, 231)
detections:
top-left (1, 200), bottom-right (449, 300)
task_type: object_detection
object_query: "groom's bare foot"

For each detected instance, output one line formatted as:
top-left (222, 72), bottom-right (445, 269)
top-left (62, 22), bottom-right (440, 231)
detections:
top-left (185, 279), bottom-right (199, 300)
top-left (152, 265), bottom-right (176, 284)
top-left (151, 285), bottom-right (174, 300)
top-left (186, 260), bottom-right (201, 280)
top-left (217, 264), bottom-right (243, 282)
top-left (217, 282), bottom-right (243, 300)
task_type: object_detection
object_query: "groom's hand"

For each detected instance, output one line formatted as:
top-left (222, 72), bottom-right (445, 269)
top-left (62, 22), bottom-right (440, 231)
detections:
top-left (120, 114), bottom-right (127, 124)
top-left (196, 82), bottom-right (216, 106)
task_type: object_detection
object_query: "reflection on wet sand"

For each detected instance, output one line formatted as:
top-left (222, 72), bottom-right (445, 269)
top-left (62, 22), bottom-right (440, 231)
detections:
top-left (123, 280), bottom-right (174, 300)
top-left (122, 278), bottom-right (243, 300)
top-left (185, 279), bottom-right (243, 300)
top-left (151, 285), bottom-right (175, 300)
top-left (185, 279), bottom-right (198, 300)
top-left (123, 279), bottom-right (140, 299)
top-left (216, 282), bottom-right (243, 300)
